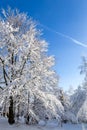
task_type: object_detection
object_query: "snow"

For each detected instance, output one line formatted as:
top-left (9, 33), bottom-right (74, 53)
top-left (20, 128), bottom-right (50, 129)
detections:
top-left (0, 117), bottom-right (87, 130)
top-left (38, 120), bottom-right (46, 126)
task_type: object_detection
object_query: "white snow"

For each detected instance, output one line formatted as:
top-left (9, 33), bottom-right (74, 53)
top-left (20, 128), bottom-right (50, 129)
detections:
top-left (0, 117), bottom-right (87, 130)
top-left (38, 120), bottom-right (46, 126)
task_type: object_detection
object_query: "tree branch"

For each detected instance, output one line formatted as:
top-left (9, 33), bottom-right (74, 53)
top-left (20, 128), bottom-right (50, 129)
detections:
top-left (0, 57), bottom-right (10, 86)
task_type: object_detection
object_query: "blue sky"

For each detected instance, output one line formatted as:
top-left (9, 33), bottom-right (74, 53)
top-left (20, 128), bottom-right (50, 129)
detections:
top-left (0, 0), bottom-right (87, 90)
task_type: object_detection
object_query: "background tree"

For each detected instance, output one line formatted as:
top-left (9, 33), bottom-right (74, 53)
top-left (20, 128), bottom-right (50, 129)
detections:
top-left (79, 56), bottom-right (87, 88)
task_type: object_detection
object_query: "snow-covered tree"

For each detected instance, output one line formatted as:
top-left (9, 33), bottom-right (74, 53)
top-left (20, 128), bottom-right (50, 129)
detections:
top-left (0, 8), bottom-right (60, 123)
top-left (79, 56), bottom-right (87, 88)
top-left (69, 86), bottom-right (87, 123)
top-left (68, 57), bottom-right (87, 123)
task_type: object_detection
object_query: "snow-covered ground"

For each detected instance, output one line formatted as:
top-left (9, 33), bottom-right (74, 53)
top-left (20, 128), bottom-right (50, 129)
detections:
top-left (0, 117), bottom-right (87, 130)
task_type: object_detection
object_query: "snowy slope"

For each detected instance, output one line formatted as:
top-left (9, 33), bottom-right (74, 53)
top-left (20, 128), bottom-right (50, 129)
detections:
top-left (0, 117), bottom-right (87, 130)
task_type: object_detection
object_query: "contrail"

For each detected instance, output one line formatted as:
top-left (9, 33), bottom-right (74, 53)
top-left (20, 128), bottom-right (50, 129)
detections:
top-left (40, 24), bottom-right (87, 48)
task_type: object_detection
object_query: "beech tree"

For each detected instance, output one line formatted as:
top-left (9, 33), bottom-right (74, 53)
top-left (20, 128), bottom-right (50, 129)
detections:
top-left (0, 8), bottom-right (62, 123)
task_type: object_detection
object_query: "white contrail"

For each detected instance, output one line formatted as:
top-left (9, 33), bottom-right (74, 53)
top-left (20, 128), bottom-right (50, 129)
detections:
top-left (40, 24), bottom-right (87, 48)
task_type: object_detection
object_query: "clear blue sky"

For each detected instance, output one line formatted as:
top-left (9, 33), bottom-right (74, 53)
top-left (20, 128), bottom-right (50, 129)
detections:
top-left (0, 0), bottom-right (87, 90)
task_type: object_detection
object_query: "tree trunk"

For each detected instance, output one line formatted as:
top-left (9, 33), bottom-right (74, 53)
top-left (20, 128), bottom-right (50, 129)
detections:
top-left (8, 96), bottom-right (15, 124)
